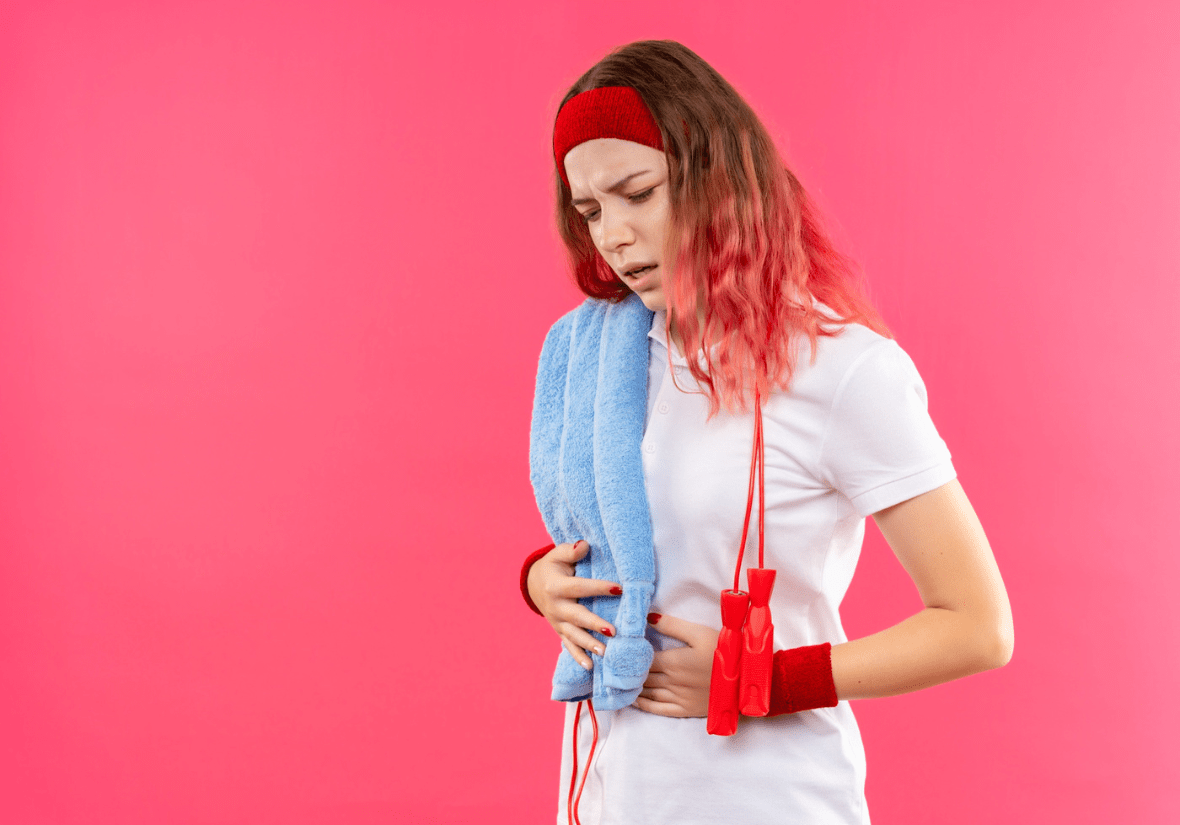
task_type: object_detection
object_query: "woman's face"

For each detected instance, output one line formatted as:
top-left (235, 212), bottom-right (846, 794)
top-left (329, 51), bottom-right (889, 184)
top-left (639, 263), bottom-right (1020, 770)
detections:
top-left (564, 138), bottom-right (671, 313)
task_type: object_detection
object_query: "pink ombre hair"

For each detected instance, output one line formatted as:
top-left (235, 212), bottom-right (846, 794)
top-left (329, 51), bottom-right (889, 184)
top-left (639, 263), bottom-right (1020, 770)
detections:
top-left (554, 40), bottom-right (892, 419)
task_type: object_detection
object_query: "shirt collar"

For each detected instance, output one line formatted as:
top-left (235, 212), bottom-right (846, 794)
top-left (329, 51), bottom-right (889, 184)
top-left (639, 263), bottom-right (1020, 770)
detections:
top-left (648, 309), bottom-right (722, 368)
top-left (647, 298), bottom-right (841, 374)
top-left (647, 310), bottom-right (688, 365)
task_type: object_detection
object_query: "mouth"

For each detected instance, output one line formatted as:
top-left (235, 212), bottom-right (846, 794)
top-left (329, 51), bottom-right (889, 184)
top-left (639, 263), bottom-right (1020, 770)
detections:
top-left (621, 263), bottom-right (657, 286)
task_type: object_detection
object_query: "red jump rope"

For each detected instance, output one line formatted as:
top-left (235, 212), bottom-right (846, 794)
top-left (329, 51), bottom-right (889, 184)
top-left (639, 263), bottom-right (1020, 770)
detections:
top-left (707, 389), bottom-right (776, 735)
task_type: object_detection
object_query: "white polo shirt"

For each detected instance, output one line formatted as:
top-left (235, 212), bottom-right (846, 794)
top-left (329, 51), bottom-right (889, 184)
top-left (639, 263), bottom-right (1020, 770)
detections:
top-left (557, 308), bottom-right (956, 825)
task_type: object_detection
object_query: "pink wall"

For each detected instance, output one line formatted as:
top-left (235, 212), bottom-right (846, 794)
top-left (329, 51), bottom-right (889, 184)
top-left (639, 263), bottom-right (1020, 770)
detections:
top-left (2, 1), bottom-right (1176, 822)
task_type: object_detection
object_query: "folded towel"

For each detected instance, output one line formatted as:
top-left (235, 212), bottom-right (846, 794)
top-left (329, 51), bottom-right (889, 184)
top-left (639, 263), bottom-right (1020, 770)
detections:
top-left (529, 293), bottom-right (656, 710)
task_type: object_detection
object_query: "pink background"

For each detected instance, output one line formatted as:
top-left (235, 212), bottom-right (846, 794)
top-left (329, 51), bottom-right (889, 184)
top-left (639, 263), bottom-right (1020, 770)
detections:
top-left (2, 1), bottom-right (1177, 822)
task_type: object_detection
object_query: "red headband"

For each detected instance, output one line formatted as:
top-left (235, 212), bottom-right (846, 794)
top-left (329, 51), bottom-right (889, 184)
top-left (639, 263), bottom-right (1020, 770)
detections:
top-left (553, 86), bottom-right (664, 187)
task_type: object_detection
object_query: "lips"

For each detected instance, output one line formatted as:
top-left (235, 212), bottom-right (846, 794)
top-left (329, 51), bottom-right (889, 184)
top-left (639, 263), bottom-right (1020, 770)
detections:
top-left (621, 263), bottom-right (657, 288)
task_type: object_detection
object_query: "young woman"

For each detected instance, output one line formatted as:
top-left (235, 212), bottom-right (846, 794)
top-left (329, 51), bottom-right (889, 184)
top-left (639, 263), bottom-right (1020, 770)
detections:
top-left (521, 40), bottom-right (1012, 824)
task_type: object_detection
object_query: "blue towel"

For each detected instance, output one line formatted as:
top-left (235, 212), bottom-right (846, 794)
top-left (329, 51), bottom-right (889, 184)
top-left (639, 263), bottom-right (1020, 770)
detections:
top-left (529, 293), bottom-right (656, 710)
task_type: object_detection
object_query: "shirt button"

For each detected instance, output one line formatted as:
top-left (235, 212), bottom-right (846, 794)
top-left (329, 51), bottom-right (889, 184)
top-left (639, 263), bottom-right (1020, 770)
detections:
top-left (658, 402), bottom-right (670, 414)
top-left (644, 443), bottom-right (655, 454)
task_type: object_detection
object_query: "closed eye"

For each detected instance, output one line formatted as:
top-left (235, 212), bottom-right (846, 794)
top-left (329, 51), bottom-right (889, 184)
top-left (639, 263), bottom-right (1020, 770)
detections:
top-left (629, 187), bottom-right (655, 203)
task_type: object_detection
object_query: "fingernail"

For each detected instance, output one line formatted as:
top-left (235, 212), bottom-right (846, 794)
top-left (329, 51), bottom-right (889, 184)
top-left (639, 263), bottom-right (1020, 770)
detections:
top-left (581, 659), bottom-right (592, 671)
top-left (609, 586), bottom-right (623, 595)
top-left (647, 612), bottom-right (662, 624)
top-left (596, 646), bottom-right (605, 656)
top-left (601, 627), bottom-right (614, 637)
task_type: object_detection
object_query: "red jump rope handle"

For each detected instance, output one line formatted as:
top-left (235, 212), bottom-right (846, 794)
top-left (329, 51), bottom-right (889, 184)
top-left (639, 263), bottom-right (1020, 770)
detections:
top-left (707, 589), bottom-right (750, 736)
top-left (739, 567), bottom-right (777, 716)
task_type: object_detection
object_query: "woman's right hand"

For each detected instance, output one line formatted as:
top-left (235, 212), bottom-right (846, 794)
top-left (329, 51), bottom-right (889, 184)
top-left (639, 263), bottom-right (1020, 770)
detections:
top-left (527, 540), bottom-right (622, 670)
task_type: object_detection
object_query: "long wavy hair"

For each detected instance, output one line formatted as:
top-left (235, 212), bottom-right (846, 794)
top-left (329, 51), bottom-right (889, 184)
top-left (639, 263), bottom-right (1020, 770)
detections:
top-left (554, 40), bottom-right (892, 419)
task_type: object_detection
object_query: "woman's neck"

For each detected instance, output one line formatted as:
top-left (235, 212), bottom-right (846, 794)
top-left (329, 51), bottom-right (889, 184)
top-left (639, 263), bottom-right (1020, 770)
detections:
top-left (666, 307), bottom-right (721, 356)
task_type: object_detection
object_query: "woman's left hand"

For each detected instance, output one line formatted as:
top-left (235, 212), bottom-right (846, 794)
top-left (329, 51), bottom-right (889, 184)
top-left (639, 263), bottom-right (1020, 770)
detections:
top-left (634, 614), bottom-right (717, 718)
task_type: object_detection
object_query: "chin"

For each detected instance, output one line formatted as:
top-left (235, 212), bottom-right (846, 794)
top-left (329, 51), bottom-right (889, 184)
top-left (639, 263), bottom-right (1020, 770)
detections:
top-left (634, 291), bottom-right (667, 312)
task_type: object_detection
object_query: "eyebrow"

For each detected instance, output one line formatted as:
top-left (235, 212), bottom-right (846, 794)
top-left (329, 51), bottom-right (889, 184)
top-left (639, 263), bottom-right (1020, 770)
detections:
top-left (570, 171), bottom-right (653, 207)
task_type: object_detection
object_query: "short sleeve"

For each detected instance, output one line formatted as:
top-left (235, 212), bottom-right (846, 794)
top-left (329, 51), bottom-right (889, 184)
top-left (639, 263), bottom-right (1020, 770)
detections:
top-left (818, 340), bottom-right (956, 517)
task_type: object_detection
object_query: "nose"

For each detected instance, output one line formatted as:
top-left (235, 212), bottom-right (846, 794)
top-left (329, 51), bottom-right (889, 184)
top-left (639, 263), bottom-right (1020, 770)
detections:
top-left (594, 203), bottom-right (635, 253)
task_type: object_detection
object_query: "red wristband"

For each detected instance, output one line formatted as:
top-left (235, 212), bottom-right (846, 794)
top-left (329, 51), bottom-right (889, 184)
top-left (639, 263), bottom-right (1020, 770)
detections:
top-left (520, 542), bottom-right (556, 616)
top-left (768, 642), bottom-right (839, 715)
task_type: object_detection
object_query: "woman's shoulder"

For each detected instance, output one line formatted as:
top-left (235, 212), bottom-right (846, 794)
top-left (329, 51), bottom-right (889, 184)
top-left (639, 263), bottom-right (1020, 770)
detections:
top-left (784, 307), bottom-right (937, 438)
top-left (795, 305), bottom-right (900, 391)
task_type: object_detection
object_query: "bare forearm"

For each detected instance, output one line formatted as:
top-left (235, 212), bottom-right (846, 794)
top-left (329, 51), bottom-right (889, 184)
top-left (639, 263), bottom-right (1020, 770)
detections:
top-left (830, 480), bottom-right (1014, 701)
top-left (831, 605), bottom-right (1013, 701)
